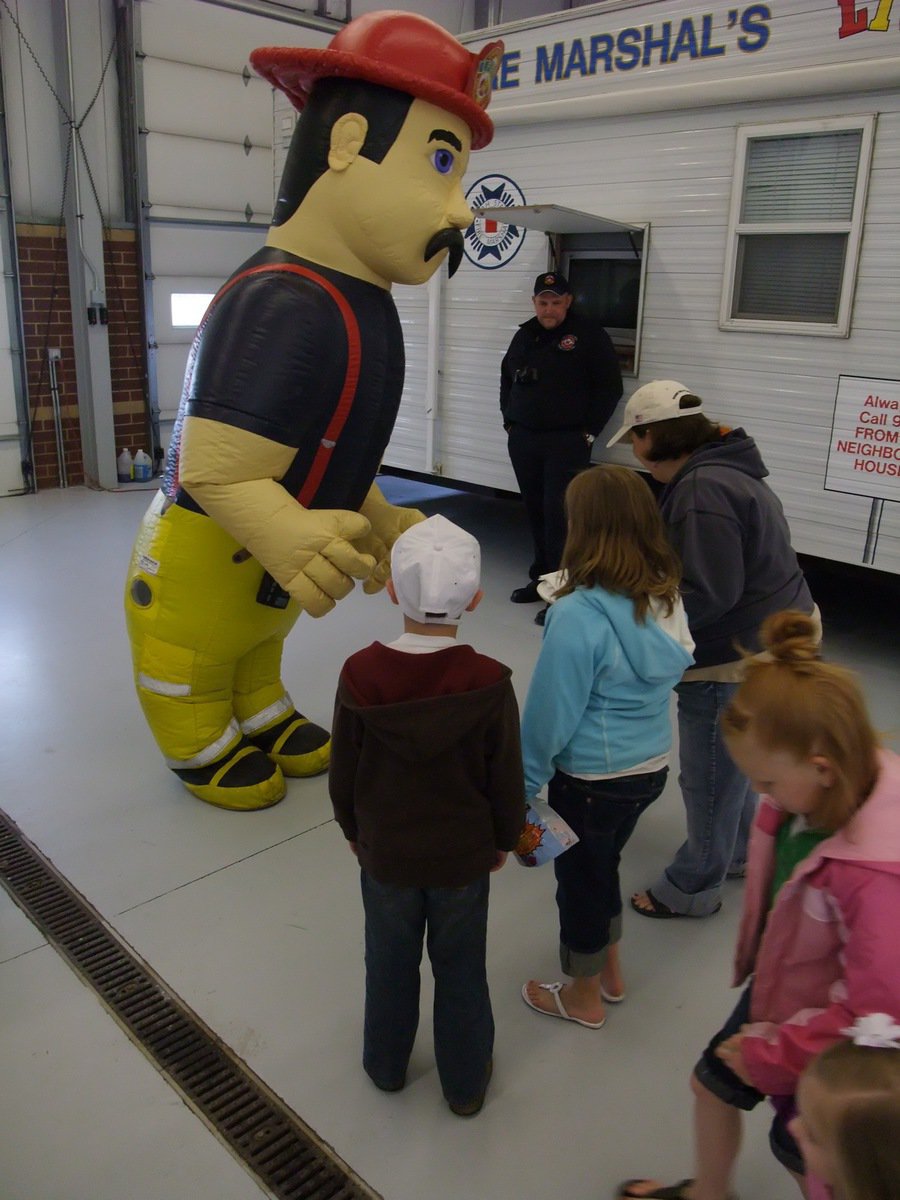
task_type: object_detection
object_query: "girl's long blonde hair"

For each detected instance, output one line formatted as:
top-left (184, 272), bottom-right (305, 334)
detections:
top-left (722, 611), bottom-right (880, 830)
top-left (556, 465), bottom-right (681, 622)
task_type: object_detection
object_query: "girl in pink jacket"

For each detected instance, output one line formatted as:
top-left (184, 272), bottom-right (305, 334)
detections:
top-left (618, 611), bottom-right (900, 1200)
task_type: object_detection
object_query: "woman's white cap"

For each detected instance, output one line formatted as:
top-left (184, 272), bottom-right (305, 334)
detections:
top-left (606, 380), bottom-right (702, 446)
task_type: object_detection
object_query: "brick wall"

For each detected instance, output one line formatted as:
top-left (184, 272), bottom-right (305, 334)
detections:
top-left (16, 224), bottom-right (150, 489)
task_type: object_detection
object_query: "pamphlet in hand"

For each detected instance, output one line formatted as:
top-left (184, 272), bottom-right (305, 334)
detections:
top-left (537, 570), bottom-right (567, 604)
top-left (515, 799), bottom-right (579, 867)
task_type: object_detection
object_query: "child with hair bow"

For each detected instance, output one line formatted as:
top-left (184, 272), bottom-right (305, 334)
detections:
top-left (792, 1013), bottom-right (900, 1200)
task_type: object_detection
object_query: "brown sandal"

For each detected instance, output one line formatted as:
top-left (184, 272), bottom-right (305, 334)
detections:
top-left (630, 891), bottom-right (721, 919)
top-left (616, 1180), bottom-right (694, 1200)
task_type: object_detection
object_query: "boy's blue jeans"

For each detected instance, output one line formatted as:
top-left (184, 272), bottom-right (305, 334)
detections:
top-left (360, 870), bottom-right (494, 1107)
top-left (650, 681), bottom-right (758, 916)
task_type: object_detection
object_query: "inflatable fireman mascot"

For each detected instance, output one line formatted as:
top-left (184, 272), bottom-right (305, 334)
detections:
top-left (124, 12), bottom-right (502, 811)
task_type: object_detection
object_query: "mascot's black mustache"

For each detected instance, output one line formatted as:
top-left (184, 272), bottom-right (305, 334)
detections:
top-left (424, 227), bottom-right (464, 278)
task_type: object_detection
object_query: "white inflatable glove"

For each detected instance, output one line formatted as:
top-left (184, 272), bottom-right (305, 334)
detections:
top-left (178, 417), bottom-right (377, 616)
top-left (280, 507), bottom-right (377, 616)
top-left (354, 483), bottom-right (426, 595)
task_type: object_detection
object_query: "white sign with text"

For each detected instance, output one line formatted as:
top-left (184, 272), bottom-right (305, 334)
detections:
top-left (825, 375), bottom-right (900, 502)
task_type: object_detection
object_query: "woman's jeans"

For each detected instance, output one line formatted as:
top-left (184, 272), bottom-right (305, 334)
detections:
top-left (360, 871), bottom-right (493, 1107)
top-left (549, 768), bottom-right (668, 975)
top-left (649, 681), bottom-right (758, 916)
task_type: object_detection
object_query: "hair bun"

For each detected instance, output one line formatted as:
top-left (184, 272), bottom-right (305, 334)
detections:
top-left (759, 610), bottom-right (819, 664)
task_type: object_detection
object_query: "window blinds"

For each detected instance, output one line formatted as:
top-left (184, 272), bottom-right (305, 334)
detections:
top-left (741, 130), bottom-right (862, 223)
top-left (733, 233), bottom-right (846, 321)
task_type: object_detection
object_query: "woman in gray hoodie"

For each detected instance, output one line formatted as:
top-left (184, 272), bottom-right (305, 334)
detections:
top-left (605, 380), bottom-right (816, 919)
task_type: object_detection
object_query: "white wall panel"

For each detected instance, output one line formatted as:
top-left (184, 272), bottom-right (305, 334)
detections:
top-left (138, 1), bottom-right (329, 220)
top-left (138, 0), bottom-right (330, 71)
top-left (0, 402), bottom-right (20, 498)
top-left (143, 59), bottom-right (273, 144)
top-left (0, 222), bottom-right (17, 466)
top-left (146, 134), bottom-right (274, 221)
top-left (349, 0), bottom-right (469, 34)
top-left (384, 284), bottom-right (431, 473)
top-left (0, 441), bottom-right (24, 496)
top-left (148, 224), bottom-right (266, 276)
top-left (874, 501), bottom-right (900, 574)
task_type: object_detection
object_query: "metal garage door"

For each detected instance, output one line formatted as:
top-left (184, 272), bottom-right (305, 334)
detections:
top-left (0, 59), bottom-right (27, 498)
top-left (0, 232), bottom-right (24, 496)
top-left (134, 0), bottom-right (332, 453)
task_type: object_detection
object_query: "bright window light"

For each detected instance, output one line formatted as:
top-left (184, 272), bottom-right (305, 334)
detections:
top-left (171, 293), bottom-right (214, 328)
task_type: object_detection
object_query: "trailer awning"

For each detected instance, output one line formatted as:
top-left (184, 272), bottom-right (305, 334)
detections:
top-left (470, 204), bottom-right (641, 236)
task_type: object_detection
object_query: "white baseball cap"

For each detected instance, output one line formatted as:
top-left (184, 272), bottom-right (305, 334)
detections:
top-left (390, 514), bottom-right (481, 625)
top-left (606, 380), bottom-right (703, 447)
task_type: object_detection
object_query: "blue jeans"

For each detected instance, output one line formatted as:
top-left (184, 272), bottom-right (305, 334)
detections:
top-left (360, 871), bottom-right (494, 1107)
top-left (650, 681), bottom-right (757, 916)
top-left (550, 768), bottom-right (668, 974)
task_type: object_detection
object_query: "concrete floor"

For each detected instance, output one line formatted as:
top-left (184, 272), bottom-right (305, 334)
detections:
top-left (1, 478), bottom-right (897, 1200)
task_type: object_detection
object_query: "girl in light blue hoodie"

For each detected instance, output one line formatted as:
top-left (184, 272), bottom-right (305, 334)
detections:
top-left (521, 466), bottom-right (694, 1030)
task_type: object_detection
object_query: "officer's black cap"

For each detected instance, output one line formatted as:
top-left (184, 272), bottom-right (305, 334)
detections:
top-left (533, 271), bottom-right (570, 296)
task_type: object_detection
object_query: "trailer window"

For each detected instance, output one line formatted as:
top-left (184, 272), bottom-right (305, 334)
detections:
top-left (720, 117), bottom-right (875, 337)
top-left (561, 229), bottom-right (647, 376)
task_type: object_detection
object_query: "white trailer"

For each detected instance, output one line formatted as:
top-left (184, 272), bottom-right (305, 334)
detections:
top-left (381, 0), bottom-right (900, 574)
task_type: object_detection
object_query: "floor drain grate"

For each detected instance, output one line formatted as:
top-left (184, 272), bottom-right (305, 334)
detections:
top-left (0, 809), bottom-right (382, 1200)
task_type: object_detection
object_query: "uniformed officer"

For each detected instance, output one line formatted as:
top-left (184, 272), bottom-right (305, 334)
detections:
top-left (500, 272), bottom-right (623, 624)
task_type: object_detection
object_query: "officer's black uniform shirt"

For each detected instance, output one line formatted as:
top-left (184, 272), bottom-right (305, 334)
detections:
top-left (499, 312), bottom-right (622, 437)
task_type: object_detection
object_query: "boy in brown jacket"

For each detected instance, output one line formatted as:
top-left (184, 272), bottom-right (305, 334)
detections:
top-left (329, 514), bottom-right (524, 1116)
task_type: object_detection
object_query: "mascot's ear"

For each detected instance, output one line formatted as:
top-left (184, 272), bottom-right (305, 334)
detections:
top-left (328, 113), bottom-right (369, 172)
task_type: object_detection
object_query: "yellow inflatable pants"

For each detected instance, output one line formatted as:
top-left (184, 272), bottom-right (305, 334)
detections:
top-left (124, 493), bottom-right (330, 810)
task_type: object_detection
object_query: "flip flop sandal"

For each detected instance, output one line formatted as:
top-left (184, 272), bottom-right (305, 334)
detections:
top-left (617, 1181), bottom-right (737, 1200)
top-left (617, 1179), bottom-right (694, 1200)
top-left (600, 986), bottom-right (625, 1004)
top-left (630, 890), bottom-right (722, 919)
top-left (521, 981), bottom-right (606, 1029)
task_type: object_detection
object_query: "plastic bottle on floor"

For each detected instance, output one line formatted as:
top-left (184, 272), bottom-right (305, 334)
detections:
top-left (133, 449), bottom-right (152, 482)
top-left (116, 448), bottom-right (133, 482)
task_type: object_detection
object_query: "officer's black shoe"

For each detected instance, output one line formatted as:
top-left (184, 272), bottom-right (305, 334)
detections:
top-left (534, 605), bottom-right (549, 626)
top-left (510, 580), bottom-right (541, 604)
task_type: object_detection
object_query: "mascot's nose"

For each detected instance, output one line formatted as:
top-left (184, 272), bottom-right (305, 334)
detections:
top-left (447, 195), bottom-right (474, 231)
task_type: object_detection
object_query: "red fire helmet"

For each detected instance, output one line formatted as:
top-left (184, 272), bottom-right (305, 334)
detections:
top-left (251, 11), bottom-right (503, 150)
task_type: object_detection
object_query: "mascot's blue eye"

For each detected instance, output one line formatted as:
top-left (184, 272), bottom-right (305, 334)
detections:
top-left (431, 148), bottom-right (455, 175)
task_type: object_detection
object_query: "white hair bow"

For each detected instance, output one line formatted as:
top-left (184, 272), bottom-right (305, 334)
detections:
top-left (841, 1013), bottom-right (900, 1049)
